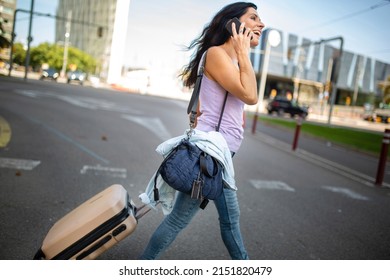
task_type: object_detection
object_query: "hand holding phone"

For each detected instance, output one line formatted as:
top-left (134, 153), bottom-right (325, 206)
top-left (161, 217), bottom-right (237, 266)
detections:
top-left (225, 17), bottom-right (245, 35)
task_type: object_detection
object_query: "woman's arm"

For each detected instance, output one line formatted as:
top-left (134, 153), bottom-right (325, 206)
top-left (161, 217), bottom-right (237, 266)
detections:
top-left (204, 40), bottom-right (258, 105)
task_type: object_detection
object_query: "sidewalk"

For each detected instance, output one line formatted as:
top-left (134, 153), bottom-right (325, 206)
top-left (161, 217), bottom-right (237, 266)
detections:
top-left (307, 113), bottom-right (388, 134)
top-left (250, 116), bottom-right (390, 188)
top-left (0, 68), bottom-right (93, 86)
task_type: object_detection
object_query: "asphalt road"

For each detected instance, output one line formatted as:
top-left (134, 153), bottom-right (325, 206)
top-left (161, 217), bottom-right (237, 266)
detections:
top-left (1, 76), bottom-right (389, 260)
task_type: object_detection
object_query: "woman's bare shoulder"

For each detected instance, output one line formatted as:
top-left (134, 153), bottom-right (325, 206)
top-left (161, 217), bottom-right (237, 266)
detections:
top-left (206, 46), bottom-right (232, 68)
top-left (207, 46), bottom-right (228, 58)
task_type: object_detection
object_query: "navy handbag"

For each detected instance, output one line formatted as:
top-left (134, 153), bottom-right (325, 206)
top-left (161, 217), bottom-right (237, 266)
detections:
top-left (157, 138), bottom-right (223, 199)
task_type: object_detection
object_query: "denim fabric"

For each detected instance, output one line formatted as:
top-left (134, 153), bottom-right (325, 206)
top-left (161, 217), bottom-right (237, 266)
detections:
top-left (213, 185), bottom-right (248, 259)
top-left (139, 187), bottom-right (248, 260)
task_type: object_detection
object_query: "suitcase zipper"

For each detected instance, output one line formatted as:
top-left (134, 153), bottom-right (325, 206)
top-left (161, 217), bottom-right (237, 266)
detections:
top-left (52, 194), bottom-right (134, 260)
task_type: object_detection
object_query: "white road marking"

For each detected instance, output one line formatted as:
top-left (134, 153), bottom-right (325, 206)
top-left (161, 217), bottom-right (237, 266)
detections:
top-left (79, 97), bottom-right (142, 114)
top-left (56, 95), bottom-right (98, 109)
top-left (0, 157), bottom-right (41, 170)
top-left (249, 180), bottom-right (295, 192)
top-left (80, 165), bottom-right (127, 178)
top-left (15, 90), bottom-right (40, 98)
top-left (321, 186), bottom-right (370, 201)
top-left (15, 90), bottom-right (141, 114)
top-left (122, 115), bottom-right (172, 141)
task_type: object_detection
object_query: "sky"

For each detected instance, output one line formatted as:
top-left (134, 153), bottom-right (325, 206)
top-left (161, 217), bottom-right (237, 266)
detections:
top-left (15, 0), bottom-right (390, 74)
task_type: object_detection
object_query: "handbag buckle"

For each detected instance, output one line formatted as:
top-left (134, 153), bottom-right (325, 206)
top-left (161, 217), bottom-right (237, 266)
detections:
top-left (191, 173), bottom-right (203, 200)
top-left (186, 112), bottom-right (197, 139)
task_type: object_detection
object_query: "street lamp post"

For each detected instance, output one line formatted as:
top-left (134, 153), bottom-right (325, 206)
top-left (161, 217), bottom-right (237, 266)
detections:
top-left (61, 10), bottom-right (72, 78)
top-left (252, 29), bottom-right (281, 134)
top-left (8, 9), bottom-right (52, 77)
top-left (8, 8), bottom-right (99, 79)
top-left (24, 0), bottom-right (35, 80)
top-left (327, 39), bottom-right (344, 125)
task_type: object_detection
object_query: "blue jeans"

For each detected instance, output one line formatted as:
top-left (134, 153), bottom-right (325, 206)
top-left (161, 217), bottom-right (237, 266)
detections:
top-left (139, 187), bottom-right (249, 260)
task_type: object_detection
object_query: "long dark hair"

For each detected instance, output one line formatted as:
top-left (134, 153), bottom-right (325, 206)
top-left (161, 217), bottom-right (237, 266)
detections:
top-left (180, 2), bottom-right (257, 87)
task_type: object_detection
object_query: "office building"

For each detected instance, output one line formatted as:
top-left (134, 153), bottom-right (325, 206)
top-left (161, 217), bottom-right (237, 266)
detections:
top-left (252, 29), bottom-right (390, 109)
top-left (55, 0), bottom-right (130, 84)
top-left (0, 0), bottom-right (16, 67)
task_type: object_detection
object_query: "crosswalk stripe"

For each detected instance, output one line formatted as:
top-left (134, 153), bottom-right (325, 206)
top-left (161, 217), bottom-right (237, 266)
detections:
top-left (321, 186), bottom-right (370, 201)
top-left (249, 180), bottom-right (295, 192)
top-left (80, 165), bottom-right (127, 178)
top-left (122, 115), bottom-right (172, 141)
top-left (0, 157), bottom-right (41, 170)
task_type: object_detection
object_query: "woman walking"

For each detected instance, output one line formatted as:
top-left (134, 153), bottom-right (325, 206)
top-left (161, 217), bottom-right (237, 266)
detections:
top-left (140, 2), bottom-right (265, 260)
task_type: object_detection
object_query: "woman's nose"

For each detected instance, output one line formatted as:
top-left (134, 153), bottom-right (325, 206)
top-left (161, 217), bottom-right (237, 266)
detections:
top-left (258, 21), bottom-right (265, 29)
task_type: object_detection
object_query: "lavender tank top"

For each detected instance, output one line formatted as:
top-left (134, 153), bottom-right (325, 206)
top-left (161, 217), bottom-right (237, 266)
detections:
top-left (196, 75), bottom-right (245, 152)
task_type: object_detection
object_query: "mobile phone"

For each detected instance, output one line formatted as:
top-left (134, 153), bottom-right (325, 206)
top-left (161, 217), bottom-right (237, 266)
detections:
top-left (225, 17), bottom-right (245, 35)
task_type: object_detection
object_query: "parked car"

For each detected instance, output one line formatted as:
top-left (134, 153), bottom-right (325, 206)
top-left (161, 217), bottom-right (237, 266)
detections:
top-left (362, 103), bottom-right (390, 123)
top-left (267, 96), bottom-right (309, 118)
top-left (40, 68), bottom-right (59, 81)
top-left (67, 70), bottom-right (86, 85)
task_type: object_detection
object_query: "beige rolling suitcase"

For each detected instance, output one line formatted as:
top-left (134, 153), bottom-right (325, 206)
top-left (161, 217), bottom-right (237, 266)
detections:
top-left (34, 184), bottom-right (146, 260)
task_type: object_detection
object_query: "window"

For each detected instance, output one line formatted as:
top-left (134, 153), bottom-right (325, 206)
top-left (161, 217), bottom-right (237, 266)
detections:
top-left (1, 6), bottom-right (14, 15)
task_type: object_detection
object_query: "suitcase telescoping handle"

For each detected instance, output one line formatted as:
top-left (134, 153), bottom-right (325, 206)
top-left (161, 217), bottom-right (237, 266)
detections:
top-left (134, 202), bottom-right (159, 220)
top-left (134, 204), bottom-right (152, 220)
top-left (33, 248), bottom-right (45, 260)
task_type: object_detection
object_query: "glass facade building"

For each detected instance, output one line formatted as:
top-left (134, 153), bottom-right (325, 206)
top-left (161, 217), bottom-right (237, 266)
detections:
top-left (0, 0), bottom-right (16, 67)
top-left (252, 28), bottom-right (390, 107)
top-left (55, 0), bottom-right (130, 83)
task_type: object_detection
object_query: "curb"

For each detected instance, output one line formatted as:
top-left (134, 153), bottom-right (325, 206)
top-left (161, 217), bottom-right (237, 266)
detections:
top-left (250, 130), bottom-right (390, 189)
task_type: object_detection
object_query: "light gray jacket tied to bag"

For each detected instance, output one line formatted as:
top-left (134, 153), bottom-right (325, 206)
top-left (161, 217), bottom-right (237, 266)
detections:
top-left (139, 128), bottom-right (236, 215)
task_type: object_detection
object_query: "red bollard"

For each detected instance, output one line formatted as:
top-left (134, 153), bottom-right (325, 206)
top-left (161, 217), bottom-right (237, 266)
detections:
top-left (375, 128), bottom-right (390, 186)
top-left (292, 117), bottom-right (303, 151)
top-left (251, 111), bottom-right (259, 134)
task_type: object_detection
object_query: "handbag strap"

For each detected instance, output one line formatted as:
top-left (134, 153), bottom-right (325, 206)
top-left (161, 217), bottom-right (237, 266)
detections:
top-left (187, 51), bottom-right (229, 135)
top-left (216, 92), bottom-right (228, 132)
top-left (186, 52), bottom-right (207, 116)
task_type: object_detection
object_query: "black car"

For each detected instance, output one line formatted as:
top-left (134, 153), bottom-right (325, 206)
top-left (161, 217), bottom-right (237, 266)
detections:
top-left (40, 68), bottom-right (59, 81)
top-left (67, 70), bottom-right (86, 85)
top-left (267, 96), bottom-right (309, 118)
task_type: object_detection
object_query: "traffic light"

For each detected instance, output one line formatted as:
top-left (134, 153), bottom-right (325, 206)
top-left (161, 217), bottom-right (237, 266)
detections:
top-left (324, 81), bottom-right (332, 93)
top-left (287, 48), bottom-right (293, 60)
top-left (97, 26), bottom-right (103, 37)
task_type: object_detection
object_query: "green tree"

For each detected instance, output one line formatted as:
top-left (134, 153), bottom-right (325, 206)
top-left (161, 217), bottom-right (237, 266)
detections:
top-left (29, 42), bottom-right (97, 73)
top-left (30, 42), bottom-right (63, 70)
top-left (67, 47), bottom-right (97, 73)
top-left (12, 43), bottom-right (26, 66)
top-left (380, 76), bottom-right (390, 104)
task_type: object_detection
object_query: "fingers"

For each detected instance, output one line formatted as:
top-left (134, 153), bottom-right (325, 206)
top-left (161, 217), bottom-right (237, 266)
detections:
top-left (241, 24), bottom-right (253, 39)
top-left (232, 22), bottom-right (245, 35)
top-left (232, 22), bottom-right (239, 36)
top-left (238, 23), bottom-right (245, 34)
top-left (233, 22), bottom-right (253, 39)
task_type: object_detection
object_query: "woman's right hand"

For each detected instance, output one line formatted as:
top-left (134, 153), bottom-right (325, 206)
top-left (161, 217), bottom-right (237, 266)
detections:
top-left (231, 21), bottom-right (254, 56)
